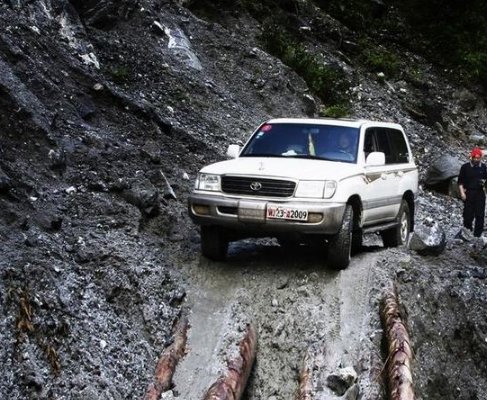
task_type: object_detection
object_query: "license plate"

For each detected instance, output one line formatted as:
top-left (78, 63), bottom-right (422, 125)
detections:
top-left (266, 206), bottom-right (308, 221)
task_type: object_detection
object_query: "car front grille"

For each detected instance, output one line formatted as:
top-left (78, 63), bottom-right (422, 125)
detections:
top-left (221, 176), bottom-right (296, 197)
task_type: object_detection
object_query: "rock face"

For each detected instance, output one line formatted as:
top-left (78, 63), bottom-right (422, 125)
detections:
top-left (1, 1), bottom-right (487, 399)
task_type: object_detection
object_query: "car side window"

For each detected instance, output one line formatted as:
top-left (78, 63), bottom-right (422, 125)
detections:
top-left (386, 128), bottom-right (409, 163)
top-left (366, 128), bottom-right (410, 165)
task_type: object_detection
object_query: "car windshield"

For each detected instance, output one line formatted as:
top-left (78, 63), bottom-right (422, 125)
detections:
top-left (240, 123), bottom-right (360, 163)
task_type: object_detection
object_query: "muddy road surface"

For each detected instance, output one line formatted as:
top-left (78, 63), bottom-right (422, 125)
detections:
top-left (172, 237), bottom-right (390, 399)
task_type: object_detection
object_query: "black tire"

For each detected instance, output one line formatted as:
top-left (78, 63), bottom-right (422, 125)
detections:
top-left (328, 205), bottom-right (353, 270)
top-left (381, 200), bottom-right (410, 248)
top-left (201, 226), bottom-right (228, 261)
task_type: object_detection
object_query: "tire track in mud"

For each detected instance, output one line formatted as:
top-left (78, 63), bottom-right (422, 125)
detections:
top-left (171, 257), bottom-right (242, 399)
top-left (173, 241), bottom-right (382, 399)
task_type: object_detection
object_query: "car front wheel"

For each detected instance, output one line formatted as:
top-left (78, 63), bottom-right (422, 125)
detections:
top-left (327, 205), bottom-right (353, 270)
top-left (201, 226), bottom-right (228, 261)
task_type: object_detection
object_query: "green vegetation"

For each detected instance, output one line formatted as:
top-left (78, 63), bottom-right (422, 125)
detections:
top-left (463, 52), bottom-right (487, 87)
top-left (317, 0), bottom-right (487, 88)
top-left (319, 104), bottom-right (351, 118)
top-left (359, 38), bottom-right (400, 76)
top-left (260, 25), bottom-right (349, 108)
top-left (393, 0), bottom-right (487, 88)
top-left (187, 0), bottom-right (487, 89)
top-left (405, 67), bottom-right (427, 88)
top-left (110, 66), bottom-right (131, 83)
top-left (187, 0), bottom-right (351, 108)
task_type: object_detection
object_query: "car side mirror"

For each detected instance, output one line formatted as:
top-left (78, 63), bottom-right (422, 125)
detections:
top-left (226, 144), bottom-right (240, 159)
top-left (366, 151), bottom-right (385, 166)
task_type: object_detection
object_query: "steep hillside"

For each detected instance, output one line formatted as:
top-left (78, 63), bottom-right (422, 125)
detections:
top-left (1, 1), bottom-right (487, 399)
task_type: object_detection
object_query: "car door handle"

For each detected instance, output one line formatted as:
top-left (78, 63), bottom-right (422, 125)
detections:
top-left (396, 171), bottom-right (404, 177)
top-left (381, 173), bottom-right (387, 180)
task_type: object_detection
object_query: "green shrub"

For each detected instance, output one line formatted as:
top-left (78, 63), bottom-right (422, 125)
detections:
top-left (359, 38), bottom-right (399, 76)
top-left (463, 51), bottom-right (487, 87)
top-left (261, 26), bottom-right (348, 105)
top-left (110, 66), bottom-right (131, 83)
top-left (319, 104), bottom-right (351, 118)
top-left (405, 67), bottom-right (428, 88)
top-left (394, 0), bottom-right (487, 89)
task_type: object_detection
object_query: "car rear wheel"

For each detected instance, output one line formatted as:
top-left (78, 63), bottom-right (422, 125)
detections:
top-left (327, 205), bottom-right (353, 270)
top-left (381, 200), bottom-right (410, 247)
top-left (201, 226), bottom-right (228, 261)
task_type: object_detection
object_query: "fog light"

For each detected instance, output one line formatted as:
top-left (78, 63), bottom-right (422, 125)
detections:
top-left (308, 212), bottom-right (323, 223)
top-left (193, 204), bottom-right (210, 215)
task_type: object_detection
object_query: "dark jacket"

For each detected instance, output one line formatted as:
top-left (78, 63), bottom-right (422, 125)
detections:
top-left (458, 161), bottom-right (487, 191)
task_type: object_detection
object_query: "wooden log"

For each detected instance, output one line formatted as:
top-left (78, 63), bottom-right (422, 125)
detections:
top-left (145, 316), bottom-right (189, 400)
top-left (296, 349), bottom-right (314, 400)
top-left (381, 290), bottom-right (415, 400)
top-left (202, 323), bottom-right (257, 400)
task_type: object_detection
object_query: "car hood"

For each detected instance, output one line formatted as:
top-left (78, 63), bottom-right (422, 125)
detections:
top-left (200, 157), bottom-right (362, 181)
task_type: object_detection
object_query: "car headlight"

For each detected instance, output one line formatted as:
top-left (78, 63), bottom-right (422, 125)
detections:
top-left (295, 180), bottom-right (336, 198)
top-left (195, 173), bottom-right (221, 191)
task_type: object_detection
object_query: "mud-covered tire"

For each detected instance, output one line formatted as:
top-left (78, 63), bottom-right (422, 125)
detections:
top-left (381, 200), bottom-right (410, 248)
top-left (201, 226), bottom-right (228, 261)
top-left (327, 205), bottom-right (353, 270)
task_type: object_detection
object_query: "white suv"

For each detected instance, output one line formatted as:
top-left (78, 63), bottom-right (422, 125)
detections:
top-left (188, 118), bottom-right (418, 269)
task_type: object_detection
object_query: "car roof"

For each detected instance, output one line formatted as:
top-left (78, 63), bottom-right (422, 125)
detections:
top-left (265, 118), bottom-right (403, 130)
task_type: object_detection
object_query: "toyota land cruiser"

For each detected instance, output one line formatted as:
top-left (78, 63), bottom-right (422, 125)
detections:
top-left (188, 118), bottom-right (418, 269)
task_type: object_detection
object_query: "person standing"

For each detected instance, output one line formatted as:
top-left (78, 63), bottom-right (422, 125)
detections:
top-left (458, 147), bottom-right (487, 237)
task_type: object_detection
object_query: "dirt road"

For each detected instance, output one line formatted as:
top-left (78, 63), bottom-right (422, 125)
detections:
top-left (172, 238), bottom-right (387, 399)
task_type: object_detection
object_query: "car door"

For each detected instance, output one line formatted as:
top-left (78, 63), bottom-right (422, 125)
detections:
top-left (361, 128), bottom-right (400, 224)
top-left (381, 127), bottom-right (414, 214)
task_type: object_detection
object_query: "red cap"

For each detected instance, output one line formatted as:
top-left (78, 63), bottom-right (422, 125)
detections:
top-left (471, 147), bottom-right (483, 158)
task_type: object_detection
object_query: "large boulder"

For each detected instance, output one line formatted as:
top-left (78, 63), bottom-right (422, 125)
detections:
top-left (424, 154), bottom-right (463, 196)
top-left (409, 220), bottom-right (447, 256)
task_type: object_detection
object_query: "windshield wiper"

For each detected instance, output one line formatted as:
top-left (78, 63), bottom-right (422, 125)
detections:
top-left (283, 154), bottom-right (331, 161)
top-left (240, 153), bottom-right (281, 157)
top-left (240, 153), bottom-right (334, 161)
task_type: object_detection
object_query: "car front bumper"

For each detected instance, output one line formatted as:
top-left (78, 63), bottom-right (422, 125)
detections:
top-left (188, 192), bottom-right (346, 236)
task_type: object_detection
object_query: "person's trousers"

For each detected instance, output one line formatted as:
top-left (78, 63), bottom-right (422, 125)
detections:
top-left (463, 189), bottom-right (486, 237)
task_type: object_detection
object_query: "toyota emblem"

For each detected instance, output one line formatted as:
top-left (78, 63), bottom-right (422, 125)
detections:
top-left (250, 181), bottom-right (262, 191)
